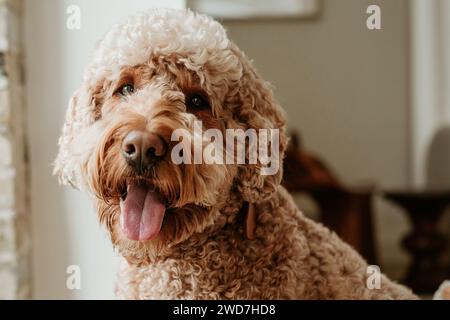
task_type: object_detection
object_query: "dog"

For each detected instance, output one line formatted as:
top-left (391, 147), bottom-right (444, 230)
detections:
top-left (54, 8), bottom-right (417, 299)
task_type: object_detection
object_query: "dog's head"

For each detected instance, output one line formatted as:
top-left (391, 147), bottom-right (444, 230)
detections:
top-left (54, 9), bottom-right (287, 264)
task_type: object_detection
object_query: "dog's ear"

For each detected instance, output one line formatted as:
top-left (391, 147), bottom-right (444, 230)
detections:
top-left (53, 82), bottom-right (99, 188)
top-left (231, 45), bottom-right (288, 203)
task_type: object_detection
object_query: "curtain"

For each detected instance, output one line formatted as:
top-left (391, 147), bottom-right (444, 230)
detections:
top-left (0, 0), bottom-right (30, 300)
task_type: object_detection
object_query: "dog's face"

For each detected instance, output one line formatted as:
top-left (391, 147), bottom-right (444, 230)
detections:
top-left (54, 9), bottom-right (287, 264)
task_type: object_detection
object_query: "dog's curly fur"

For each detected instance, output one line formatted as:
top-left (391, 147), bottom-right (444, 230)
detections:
top-left (54, 9), bottom-right (417, 299)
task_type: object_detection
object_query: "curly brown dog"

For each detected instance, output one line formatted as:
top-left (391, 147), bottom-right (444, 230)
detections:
top-left (54, 9), bottom-right (417, 299)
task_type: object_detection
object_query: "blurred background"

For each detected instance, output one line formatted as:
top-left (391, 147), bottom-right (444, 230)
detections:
top-left (0, 0), bottom-right (449, 299)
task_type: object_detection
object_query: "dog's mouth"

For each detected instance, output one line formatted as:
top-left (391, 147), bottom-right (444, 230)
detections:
top-left (119, 180), bottom-right (167, 242)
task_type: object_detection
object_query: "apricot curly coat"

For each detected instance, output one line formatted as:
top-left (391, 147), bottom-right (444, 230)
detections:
top-left (54, 9), bottom-right (417, 299)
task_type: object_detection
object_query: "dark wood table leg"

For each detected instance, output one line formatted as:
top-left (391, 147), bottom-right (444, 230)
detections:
top-left (384, 191), bottom-right (449, 293)
top-left (402, 208), bottom-right (448, 293)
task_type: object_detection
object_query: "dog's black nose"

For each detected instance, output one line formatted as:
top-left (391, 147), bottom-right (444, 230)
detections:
top-left (122, 130), bottom-right (166, 172)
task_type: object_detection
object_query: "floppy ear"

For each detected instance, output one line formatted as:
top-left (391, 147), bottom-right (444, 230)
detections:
top-left (54, 83), bottom-right (99, 188)
top-left (232, 45), bottom-right (288, 203)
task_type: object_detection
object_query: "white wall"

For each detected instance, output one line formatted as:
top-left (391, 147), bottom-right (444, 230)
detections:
top-left (24, 0), bottom-right (185, 300)
top-left (225, 0), bottom-right (410, 187)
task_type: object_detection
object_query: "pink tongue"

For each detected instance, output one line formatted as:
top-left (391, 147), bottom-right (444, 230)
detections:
top-left (120, 182), bottom-right (166, 241)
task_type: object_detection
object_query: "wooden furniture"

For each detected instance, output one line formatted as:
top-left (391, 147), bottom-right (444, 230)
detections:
top-left (383, 190), bottom-right (450, 293)
top-left (282, 132), bottom-right (378, 265)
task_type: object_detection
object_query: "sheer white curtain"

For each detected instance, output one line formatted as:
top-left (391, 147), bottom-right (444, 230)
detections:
top-left (410, 0), bottom-right (450, 187)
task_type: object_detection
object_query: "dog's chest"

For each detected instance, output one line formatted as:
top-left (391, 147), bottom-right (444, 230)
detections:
top-left (115, 231), bottom-right (306, 299)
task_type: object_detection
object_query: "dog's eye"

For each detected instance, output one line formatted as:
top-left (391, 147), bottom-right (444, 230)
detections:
top-left (186, 94), bottom-right (209, 109)
top-left (117, 84), bottom-right (134, 96)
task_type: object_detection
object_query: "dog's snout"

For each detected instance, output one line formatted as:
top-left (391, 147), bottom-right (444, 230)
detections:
top-left (122, 130), bottom-right (166, 172)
